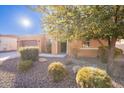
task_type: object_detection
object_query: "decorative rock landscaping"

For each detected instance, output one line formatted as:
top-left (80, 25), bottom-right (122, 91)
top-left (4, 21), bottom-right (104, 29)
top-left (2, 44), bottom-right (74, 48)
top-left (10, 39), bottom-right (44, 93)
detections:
top-left (39, 58), bottom-right (48, 62)
top-left (113, 56), bottom-right (124, 78)
top-left (0, 57), bottom-right (123, 88)
top-left (72, 65), bottom-right (81, 74)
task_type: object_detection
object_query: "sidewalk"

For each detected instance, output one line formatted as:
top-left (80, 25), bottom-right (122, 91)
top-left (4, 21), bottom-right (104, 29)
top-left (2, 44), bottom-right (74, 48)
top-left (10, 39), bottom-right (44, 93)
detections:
top-left (0, 52), bottom-right (20, 62)
top-left (0, 52), bottom-right (66, 62)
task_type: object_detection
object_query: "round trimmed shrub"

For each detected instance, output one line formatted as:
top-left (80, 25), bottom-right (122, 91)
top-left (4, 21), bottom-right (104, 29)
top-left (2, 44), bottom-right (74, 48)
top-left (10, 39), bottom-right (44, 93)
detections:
top-left (19, 47), bottom-right (39, 61)
top-left (48, 62), bottom-right (68, 82)
top-left (76, 67), bottom-right (112, 88)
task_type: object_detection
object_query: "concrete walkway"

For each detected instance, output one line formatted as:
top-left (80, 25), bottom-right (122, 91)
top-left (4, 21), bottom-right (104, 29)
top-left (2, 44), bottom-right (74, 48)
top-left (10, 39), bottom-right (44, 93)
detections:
top-left (0, 52), bottom-right (20, 62)
top-left (0, 51), bottom-right (66, 62)
top-left (39, 53), bottom-right (66, 58)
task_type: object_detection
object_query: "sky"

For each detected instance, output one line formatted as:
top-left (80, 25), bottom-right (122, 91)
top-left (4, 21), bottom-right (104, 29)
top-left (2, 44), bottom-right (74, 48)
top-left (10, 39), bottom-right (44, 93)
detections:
top-left (0, 5), bottom-right (42, 36)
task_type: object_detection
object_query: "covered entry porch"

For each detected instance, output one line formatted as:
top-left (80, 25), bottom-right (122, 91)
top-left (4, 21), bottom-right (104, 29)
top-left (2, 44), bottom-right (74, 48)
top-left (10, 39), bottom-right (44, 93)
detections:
top-left (51, 40), bottom-right (67, 55)
top-left (17, 35), bottom-right (67, 55)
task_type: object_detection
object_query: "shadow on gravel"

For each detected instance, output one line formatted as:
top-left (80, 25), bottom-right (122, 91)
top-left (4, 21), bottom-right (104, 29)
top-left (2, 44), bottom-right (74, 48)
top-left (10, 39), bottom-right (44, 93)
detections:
top-left (13, 61), bottom-right (49, 88)
top-left (0, 58), bottom-right (19, 73)
top-left (13, 57), bottom-right (77, 88)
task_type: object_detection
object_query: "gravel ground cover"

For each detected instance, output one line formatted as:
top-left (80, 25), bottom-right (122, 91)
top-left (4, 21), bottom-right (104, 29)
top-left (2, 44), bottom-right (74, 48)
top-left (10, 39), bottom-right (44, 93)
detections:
top-left (0, 57), bottom-right (123, 88)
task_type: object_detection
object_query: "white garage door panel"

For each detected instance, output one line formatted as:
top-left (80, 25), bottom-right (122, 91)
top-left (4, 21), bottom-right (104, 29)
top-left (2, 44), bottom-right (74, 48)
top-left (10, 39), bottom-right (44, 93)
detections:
top-left (0, 37), bottom-right (17, 51)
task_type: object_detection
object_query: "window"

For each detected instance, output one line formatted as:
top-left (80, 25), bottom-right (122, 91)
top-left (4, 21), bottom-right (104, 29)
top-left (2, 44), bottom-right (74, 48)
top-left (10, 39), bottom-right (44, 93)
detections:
top-left (82, 41), bottom-right (90, 48)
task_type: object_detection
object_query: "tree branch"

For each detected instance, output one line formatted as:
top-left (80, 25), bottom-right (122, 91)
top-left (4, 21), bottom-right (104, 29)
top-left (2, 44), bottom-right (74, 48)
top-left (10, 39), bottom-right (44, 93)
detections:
top-left (96, 39), bottom-right (104, 46)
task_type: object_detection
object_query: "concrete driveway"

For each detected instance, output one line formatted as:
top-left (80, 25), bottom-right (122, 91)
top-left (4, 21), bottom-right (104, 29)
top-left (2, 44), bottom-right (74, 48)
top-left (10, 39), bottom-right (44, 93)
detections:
top-left (0, 51), bottom-right (66, 62)
top-left (0, 51), bottom-right (20, 62)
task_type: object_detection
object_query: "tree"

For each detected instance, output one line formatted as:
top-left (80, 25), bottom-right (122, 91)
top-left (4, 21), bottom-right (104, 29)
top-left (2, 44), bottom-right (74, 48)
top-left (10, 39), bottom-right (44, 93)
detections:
top-left (79, 6), bottom-right (124, 75)
top-left (35, 5), bottom-right (124, 75)
top-left (35, 6), bottom-right (85, 41)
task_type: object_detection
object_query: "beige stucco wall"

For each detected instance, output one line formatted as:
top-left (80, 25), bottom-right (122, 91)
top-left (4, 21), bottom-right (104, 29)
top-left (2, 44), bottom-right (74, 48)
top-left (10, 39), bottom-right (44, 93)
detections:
top-left (18, 35), bottom-right (43, 52)
top-left (17, 34), bottom-right (54, 53)
top-left (67, 40), bottom-right (108, 57)
top-left (0, 34), bottom-right (109, 58)
top-left (0, 35), bottom-right (17, 51)
top-left (51, 40), bottom-right (61, 54)
top-left (77, 48), bottom-right (98, 57)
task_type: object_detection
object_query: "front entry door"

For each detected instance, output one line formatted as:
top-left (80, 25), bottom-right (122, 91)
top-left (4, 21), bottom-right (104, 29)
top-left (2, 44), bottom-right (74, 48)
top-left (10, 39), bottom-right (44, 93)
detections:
top-left (60, 42), bottom-right (67, 53)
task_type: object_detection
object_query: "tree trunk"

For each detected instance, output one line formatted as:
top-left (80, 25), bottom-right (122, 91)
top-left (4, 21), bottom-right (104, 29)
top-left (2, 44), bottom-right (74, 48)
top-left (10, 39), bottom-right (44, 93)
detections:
top-left (107, 38), bottom-right (117, 76)
top-left (107, 5), bottom-right (120, 75)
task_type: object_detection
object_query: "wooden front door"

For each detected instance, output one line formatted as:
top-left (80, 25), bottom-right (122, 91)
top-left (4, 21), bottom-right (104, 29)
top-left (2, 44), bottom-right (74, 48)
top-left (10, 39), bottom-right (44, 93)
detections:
top-left (60, 42), bottom-right (67, 53)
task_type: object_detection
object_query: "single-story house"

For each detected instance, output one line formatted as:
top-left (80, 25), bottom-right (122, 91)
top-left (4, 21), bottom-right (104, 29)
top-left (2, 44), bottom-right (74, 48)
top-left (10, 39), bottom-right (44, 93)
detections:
top-left (0, 34), bottom-right (124, 57)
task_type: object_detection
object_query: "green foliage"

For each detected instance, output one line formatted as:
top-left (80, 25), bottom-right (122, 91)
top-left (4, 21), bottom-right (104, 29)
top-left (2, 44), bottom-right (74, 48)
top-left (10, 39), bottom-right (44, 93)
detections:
top-left (98, 46), bottom-right (123, 63)
top-left (18, 60), bottom-right (33, 72)
top-left (19, 47), bottom-right (39, 61)
top-left (81, 6), bottom-right (124, 40)
top-left (48, 62), bottom-right (68, 82)
top-left (35, 6), bottom-right (124, 42)
top-left (76, 67), bottom-right (112, 88)
top-left (35, 6), bottom-right (85, 41)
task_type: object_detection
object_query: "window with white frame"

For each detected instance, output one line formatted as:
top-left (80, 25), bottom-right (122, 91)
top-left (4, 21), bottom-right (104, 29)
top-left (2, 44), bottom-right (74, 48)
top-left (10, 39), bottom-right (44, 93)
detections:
top-left (82, 40), bottom-right (90, 48)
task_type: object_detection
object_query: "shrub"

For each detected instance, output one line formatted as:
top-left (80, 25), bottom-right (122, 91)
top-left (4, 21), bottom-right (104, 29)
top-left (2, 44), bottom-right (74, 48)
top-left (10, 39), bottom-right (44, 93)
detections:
top-left (98, 46), bottom-right (123, 63)
top-left (19, 47), bottom-right (39, 61)
top-left (76, 67), bottom-right (112, 88)
top-left (48, 62), bottom-right (68, 82)
top-left (18, 60), bottom-right (33, 72)
top-left (114, 48), bottom-right (123, 57)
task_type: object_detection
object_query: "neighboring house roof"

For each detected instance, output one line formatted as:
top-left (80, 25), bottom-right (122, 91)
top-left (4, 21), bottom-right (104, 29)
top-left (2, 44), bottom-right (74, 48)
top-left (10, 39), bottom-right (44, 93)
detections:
top-left (0, 34), bottom-right (17, 38)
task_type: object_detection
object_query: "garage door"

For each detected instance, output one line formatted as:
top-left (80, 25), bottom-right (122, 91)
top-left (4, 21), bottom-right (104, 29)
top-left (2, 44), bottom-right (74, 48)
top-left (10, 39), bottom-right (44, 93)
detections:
top-left (0, 37), bottom-right (17, 51)
top-left (21, 40), bottom-right (38, 47)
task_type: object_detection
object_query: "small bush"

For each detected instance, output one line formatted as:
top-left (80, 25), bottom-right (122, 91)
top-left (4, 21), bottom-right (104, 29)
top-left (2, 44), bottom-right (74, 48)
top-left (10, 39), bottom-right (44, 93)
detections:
top-left (18, 60), bottom-right (33, 72)
top-left (48, 62), bottom-right (68, 82)
top-left (114, 48), bottom-right (123, 57)
top-left (19, 47), bottom-right (39, 61)
top-left (76, 67), bottom-right (112, 88)
top-left (98, 46), bottom-right (123, 63)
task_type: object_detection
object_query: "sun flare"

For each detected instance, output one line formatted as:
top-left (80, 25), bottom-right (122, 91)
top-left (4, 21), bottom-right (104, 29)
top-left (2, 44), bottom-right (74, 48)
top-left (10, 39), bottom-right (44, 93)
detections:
top-left (20, 18), bottom-right (32, 28)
